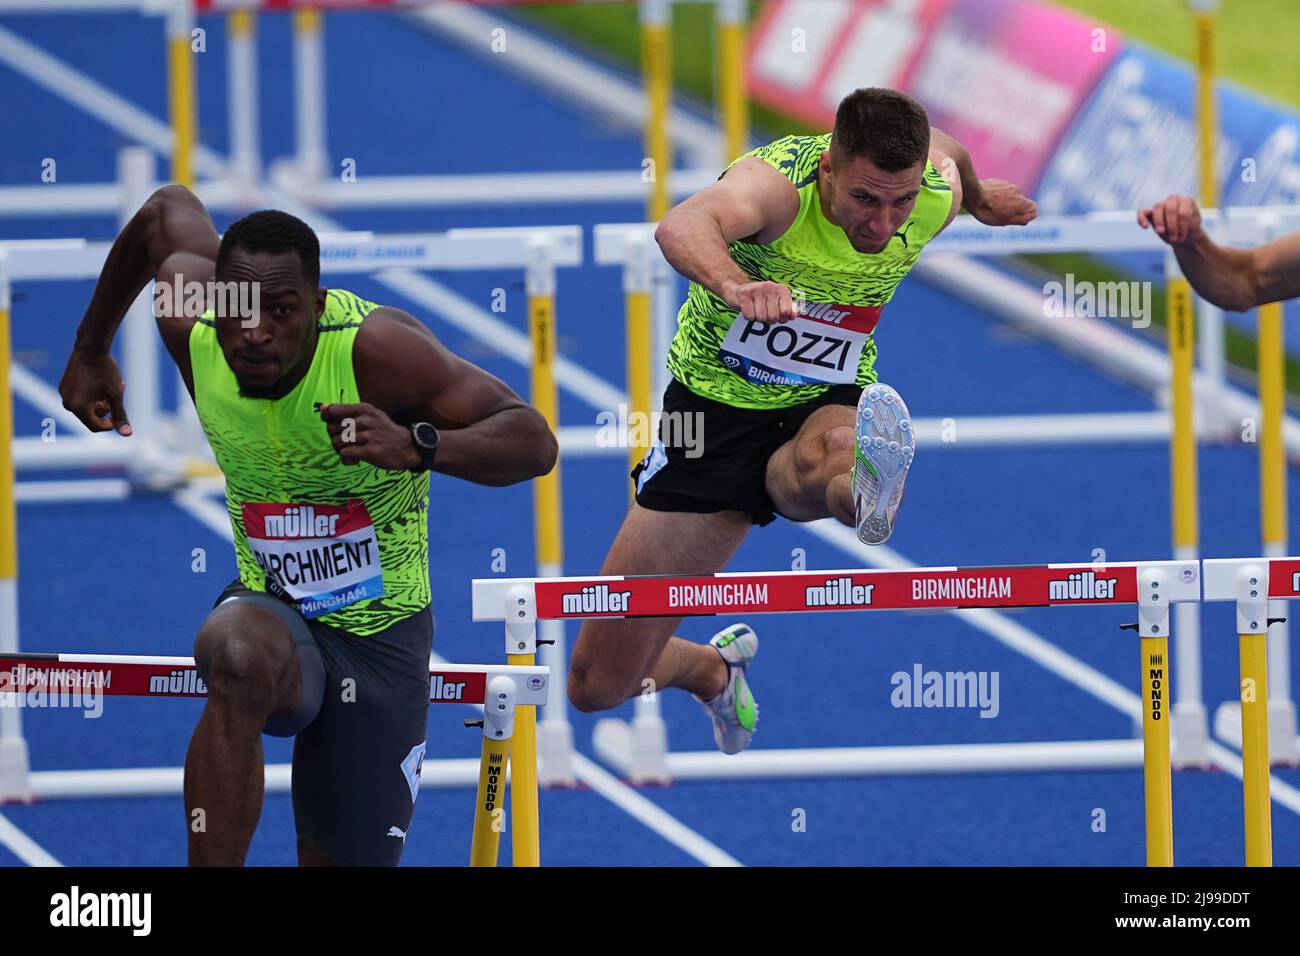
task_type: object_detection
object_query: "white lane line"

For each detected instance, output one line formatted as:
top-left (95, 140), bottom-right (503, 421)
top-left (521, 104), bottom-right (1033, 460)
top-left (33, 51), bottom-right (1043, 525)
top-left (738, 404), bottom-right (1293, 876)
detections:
top-left (171, 483), bottom-right (234, 540)
top-left (0, 812), bottom-right (63, 867)
top-left (1207, 742), bottom-right (1300, 817)
top-left (9, 363), bottom-right (87, 433)
top-left (566, 753), bottom-right (742, 867)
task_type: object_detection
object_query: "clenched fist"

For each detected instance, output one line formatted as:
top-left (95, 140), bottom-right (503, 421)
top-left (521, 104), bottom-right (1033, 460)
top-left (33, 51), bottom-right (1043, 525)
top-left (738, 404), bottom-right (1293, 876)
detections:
top-left (968, 179), bottom-right (1038, 227)
top-left (722, 279), bottom-right (800, 324)
top-left (318, 402), bottom-right (419, 471)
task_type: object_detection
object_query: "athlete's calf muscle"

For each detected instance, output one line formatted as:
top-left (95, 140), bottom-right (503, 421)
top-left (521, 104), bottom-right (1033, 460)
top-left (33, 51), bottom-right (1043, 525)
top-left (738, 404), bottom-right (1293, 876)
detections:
top-left (568, 504), bottom-right (750, 711)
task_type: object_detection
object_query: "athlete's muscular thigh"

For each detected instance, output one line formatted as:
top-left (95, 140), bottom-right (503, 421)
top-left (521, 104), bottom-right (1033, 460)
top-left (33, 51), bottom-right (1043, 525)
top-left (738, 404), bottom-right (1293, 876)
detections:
top-left (569, 504), bottom-right (751, 700)
top-left (766, 404), bottom-right (855, 521)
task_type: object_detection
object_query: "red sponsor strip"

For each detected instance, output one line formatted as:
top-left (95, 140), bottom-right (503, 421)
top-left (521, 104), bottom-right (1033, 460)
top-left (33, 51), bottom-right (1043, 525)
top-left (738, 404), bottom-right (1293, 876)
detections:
top-left (798, 302), bottom-right (883, 334)
top-left (242, 500), bottom-right (374, 539)
top-left (535, 565), bottom-right (1139, 619)
top-left (1268, 559), bottom-right (1300, 598)
top-left (0, 656), bottom-right (488, 704)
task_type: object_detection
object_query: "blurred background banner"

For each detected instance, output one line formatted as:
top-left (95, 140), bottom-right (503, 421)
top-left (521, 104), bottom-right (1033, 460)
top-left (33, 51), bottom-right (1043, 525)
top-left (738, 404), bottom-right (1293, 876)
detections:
top-left (748, 0), bottom-right (1120, 190)
top-left (1038, 46), bottom-right (1300, 215)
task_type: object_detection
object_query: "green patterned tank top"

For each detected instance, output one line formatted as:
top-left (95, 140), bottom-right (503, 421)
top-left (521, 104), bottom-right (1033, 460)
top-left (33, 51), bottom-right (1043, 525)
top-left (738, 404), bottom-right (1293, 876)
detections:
top-left (190, 289), bottom-right (430, 636)
top-left (666, 133), bottom-right (954, 409)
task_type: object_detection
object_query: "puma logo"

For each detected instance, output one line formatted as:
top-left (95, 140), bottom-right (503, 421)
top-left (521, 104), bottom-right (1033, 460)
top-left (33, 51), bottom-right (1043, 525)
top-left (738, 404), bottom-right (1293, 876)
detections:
top-left (387, 826), bottom-right (407, 841)
top-left (894, 222), bottom-right (915, 248)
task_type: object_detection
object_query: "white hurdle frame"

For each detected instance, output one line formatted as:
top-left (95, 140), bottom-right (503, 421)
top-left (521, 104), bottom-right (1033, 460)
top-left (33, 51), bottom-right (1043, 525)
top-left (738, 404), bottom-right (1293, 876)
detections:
top-left (473, 560), bottom-right (1201, 782)
top-left (590, 211), bottom-right (1300, 781)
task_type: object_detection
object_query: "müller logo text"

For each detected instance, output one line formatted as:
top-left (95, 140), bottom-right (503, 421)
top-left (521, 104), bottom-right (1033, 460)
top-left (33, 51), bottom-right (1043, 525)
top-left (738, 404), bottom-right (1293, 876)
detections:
top-left (562, 585), bottom-right (633, 614)
top-left (148, 670), bottom-right (207, 696)
top-left (263, 505), bottom-right (341, 538)
top-left (805, 577), bottom-right (875, 607)
top-left (1049, 571), bottom-right (1118, 601)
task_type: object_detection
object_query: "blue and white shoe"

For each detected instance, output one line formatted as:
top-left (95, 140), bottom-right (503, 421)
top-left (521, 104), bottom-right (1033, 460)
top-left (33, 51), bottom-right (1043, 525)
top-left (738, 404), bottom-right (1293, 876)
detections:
top-left (694, 624), bottom-right (759, 755)
top-left (851, 383), bottom-right (914, 545)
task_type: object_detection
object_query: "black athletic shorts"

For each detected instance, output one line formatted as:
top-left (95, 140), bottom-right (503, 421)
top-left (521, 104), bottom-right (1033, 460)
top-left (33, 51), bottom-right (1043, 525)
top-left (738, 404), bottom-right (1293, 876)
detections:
top-left (205, 579), bottom-right (433, 866)
top-left (631, 377), bottom-right (861, 526)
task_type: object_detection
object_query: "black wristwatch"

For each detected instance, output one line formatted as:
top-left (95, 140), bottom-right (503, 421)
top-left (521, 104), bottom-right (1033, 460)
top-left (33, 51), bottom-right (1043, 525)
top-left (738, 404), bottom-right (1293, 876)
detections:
top-left (409, 422), bottom-right (440, 473)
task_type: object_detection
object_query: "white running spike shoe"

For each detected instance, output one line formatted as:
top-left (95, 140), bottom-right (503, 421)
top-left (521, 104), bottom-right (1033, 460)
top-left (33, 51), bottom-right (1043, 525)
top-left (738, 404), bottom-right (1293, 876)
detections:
top-left (694, 623), bottom-right (759, 755)
top-left (851, 383), bottom-right (915, 545)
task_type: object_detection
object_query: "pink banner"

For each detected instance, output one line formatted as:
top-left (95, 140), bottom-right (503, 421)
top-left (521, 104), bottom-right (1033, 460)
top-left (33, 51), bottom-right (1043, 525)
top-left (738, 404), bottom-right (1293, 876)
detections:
top-left (748, 0), bottom-right (1121, 190)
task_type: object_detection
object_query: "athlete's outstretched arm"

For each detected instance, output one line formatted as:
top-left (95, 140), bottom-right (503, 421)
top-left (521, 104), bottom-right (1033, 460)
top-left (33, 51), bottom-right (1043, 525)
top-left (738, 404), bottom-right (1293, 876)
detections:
top-left (1138, 194), bottom-right (1300, 310)
top-left (930, 127), bottom-right (1037, 228)
top-left (60, 185), bottom-right (219, 434)
top-left (325, 309), bottom-right (558, 486)
top-left (655, 157), bottom-right (803, 322)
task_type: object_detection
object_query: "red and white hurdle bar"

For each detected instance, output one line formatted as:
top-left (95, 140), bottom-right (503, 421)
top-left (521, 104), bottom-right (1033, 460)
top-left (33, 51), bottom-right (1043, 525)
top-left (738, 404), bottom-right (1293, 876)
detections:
top-left (0, 654), bottom-right (547, 793)
top-left (0, 653), bottom-right (547, 705)
top-left (0, 653), bottom-right (548, 866)
top-left (475, 558), bottom-right (1286, 866)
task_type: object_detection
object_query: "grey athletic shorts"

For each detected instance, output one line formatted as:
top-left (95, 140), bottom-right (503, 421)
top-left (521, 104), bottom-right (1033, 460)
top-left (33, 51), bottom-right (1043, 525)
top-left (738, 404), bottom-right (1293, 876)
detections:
top-left (204, 579), bottom-right (433, 866)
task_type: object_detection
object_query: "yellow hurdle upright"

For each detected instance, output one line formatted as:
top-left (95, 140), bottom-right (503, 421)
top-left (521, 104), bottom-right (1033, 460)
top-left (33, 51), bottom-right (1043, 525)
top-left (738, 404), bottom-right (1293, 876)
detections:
top-left (1140, 634), bottom-right (1174, 866)
top-left (1204, 558), bottom-right (1278, 867)
top-left (1166, 273), bottom-right (1198, 560)
top-left (470, 736), bottom-right (511, 867)
top-left (715, 0), bottom-right (749, 166)
top-left (166, 5), bottom-right (196, 189)
top-left (1239, 630), bottom-right (1272, 865)
top-left (640, 0), bottom-right (672, 222)
top-left (464, 663), bottom-right (550, 867)
top-left (512, 256), bottom-right (560, 868)
top-left (0, 257), bottom-right (16, 590)
top-left (625, 236), bottom-right (655, 504)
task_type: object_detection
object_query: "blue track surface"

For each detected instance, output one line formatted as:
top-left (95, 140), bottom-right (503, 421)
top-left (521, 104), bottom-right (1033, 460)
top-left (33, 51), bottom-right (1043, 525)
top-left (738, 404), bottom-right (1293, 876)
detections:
top-left (2, 10), bottom-right (1298, 867)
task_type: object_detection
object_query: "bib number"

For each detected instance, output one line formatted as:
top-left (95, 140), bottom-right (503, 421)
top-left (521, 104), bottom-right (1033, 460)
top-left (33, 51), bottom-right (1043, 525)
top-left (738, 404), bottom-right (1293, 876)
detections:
top-left (242, 500), bottom-right (385, 619)
top-left (718, 302), bottom-right (881, 387)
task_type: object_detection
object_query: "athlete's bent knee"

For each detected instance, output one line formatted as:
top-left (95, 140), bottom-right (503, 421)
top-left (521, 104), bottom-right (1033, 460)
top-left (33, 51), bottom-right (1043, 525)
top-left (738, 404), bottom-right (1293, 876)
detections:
top-left (567, 667), bottom-right (630, 714)
top-left (819, 424), bottom-right (854, 461)
top-left (196, 612), bottom-right (286, 712)
top-left (794, 425), bottom-right (853, 489)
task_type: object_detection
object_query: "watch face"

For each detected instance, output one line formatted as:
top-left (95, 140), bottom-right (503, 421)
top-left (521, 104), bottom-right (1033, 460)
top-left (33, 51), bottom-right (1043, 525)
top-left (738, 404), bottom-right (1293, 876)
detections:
top-left (414, 423), bottom-right (438, 448)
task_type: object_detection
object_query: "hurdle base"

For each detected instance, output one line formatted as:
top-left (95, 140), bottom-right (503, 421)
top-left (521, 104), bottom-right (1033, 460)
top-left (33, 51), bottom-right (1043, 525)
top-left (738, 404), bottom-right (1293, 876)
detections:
top-left (122, 437), bottom-right (190, 495)
top-left (1166, 702), bottom-right (1212, 769)
top-left (594, 739), bottom-right (1147, 782)
top-left (0, 737), bottom-right (32, 803)
top-left (1213, 699), bottom-right (1300, 765)
top-left (538, 718), bottom-right (576, 787)
top-left (594, 717), bottom-right (671, 785)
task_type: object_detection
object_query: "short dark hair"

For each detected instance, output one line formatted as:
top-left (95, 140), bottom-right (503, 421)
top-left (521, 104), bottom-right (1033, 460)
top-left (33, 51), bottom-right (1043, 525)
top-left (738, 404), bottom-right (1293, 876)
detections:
top-left (830, 88), bottom-right (931, 173)
top-left (216, 209), bottom-right (320, 288)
